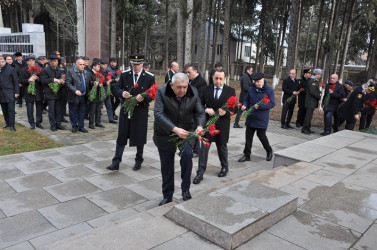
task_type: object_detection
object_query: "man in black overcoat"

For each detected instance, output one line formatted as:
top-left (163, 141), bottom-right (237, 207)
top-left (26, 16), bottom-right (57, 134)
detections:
top-left (18, 56), bottom-right (44, 129)
top-left (296, 69), bottom-right (311, 127)
top-left (0, 56), bottom-right (19, 131)
top-left (106, 53), bottom-right (155, 171)
top-left (234, 66), bottom-right (253, 128)
top-left (193, 69), bottom-right (236, 184)
top-left (281, 69), bottom-right (299, 129)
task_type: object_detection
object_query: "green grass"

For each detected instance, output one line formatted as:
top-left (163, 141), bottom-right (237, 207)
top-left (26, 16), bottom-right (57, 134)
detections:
top-left (0, 115), bottom-right (63, 156)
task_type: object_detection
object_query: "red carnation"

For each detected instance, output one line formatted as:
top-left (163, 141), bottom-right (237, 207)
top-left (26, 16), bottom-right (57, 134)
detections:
top-left (330, 84), bottom-right (336, 91)
top-left (203, 142), bottom-right (210, 147)
top-left (262, 95), bottom-right (270, 104)
top-left (106, 75), bottom-right (112, 81)
top-left (108, 72), bottom-right (113, 76)
top-left (208, 124), bottom-right (216, 131)
top-left (226, 96), bottom-right (238, 109)
top-left (116, 70), bottom-right (122, 75)
top-left (134, 83), bottom-right (139, 88)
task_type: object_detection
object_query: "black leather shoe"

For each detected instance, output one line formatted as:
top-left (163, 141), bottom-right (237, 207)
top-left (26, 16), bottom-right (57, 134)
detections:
top-left (56, 124), bottom-right (66, 130)
top-left (36, 123), bottom-right (44, 129)
top-left (281, 124), bottom-right (288, 129)
top-left (78, 127), bottom-right (88, 133)
top-left (286, 124), bottom-right (294, 129)
top-left (233, 124), bottom-right (243, 128)
top-left (309, 130), bottom-right (315, 134)
top-left (193, 174), bottom-right (203, 184)
top-left (51, 126), bottom-right (57, 131)
top-left (301, 129), bottom-right (311, 135)
top-left (10, 127), bottom-right (16, 132)
top-left (159, 198), bottom-right (172, 206)
top-left (109, 120), bottom-right (117, 124)
top-left (62, 118), bottom-right (69, 123)
top-left (133, 161), bottom-right (142, 171)
top-left (238, 155), bottom-right (250, 162)
top-left (89, 124), bottom-right (95, 129)
top-left (266, 151), bottom-right (273, 161)
top-left (2, 123), bottom-right (9, 128)
top-left (296, 124), bottom-right (301, 128)
top-left (96, 123), bottom-right (105, 128)
top-left (72, 127), bottom-right (78, 133)
top-left (182, 190), bottom-right (192, 201)
top-left (30, 125), bottom-right (35, 129)
top-left (218, 167), bottom-right (228, 177)
top-left (106, 164), bottom-right (119, 171)
top-left (320, 132), bottom-right (330, 136)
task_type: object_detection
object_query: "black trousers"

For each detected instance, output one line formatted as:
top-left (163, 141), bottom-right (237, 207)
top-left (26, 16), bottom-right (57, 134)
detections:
top-left (281, 101), bottom-right (295, 125)
top-left (359, 109), bottom-right (375, 130)
top-left (47, 99), bottom-right (63, 127)
top-left (26, 101), bottom-right (43, 126)
top-left (197, 141), bottom-right (228, 175)
top-left (88, 101), bottom-right (102, 126)
top-left (296, 105), bottom-right (306, 126)
top-left (111, 95), bottom-right (120, 115)
top-left (1, 102), bottom-right (15, 126)
top-left (302, 108), bottom-right (314, 131)
top-left (243, 126), bottom-right (272, 157)
top-left (112, 143), bottom-right (144, 165)
top-left (159, 145), bottom-right (192, 199)
top-left (234, 106), bottom-right (243, 125)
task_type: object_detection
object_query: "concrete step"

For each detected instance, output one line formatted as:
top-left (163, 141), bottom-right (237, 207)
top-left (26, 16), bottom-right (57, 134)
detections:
top-left (166, 180), bottom-right (297, 250)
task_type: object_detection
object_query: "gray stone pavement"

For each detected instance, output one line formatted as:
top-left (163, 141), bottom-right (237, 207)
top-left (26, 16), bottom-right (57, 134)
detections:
top-left (2, 105), bottom-right (377, 249)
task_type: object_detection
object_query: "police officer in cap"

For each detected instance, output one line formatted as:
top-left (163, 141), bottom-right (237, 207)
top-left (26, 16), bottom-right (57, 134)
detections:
top-left (106, 53), bottom-right (155, 171)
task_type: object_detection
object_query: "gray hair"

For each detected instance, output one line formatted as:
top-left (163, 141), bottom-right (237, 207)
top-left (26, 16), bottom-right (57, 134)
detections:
top-left (172, 72), bottom-right (189, 85)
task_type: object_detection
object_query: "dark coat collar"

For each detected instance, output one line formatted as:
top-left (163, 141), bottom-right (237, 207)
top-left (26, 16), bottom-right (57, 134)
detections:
top-left (165, 82), bottom-right (194, 98)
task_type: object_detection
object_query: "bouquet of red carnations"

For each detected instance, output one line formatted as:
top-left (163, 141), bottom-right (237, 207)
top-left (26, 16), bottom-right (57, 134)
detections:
top-left (205, 96), bottom-right (238, 127)
top-left (88, 72), bottom-right (106, 102)
top-left (48, 74), bottom-right (65, 95)
top-left (284, 88), bottom-right (304, 105)
top-left (242, 95), bottom-right (271, 118)
top-left (122, 83), bottom-right (158, 118)
top-left (323, 84), bottom-right (336, 110)
top-left (27, 66), bottom-right (42, 95)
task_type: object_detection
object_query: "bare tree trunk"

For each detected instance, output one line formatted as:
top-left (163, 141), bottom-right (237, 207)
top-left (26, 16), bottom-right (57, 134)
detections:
top-left (110, 0), bottom-right (117, 57)
top-left (198, 0), bottom-right (207, 74)
top-left (122, 17), bottom-right (125, 69)
top-left (205, 0), bottom-right (213, 71)
top-left (321, 0), bottom-right (336, 82)
top-left (176, 1), bottom-right (184, 68)
top-left (302, 8), bottom-right (312, 70)
top-left (211, 0), bottom-right (221, 68)
top-left (314, 0), bottom-right (324, 68)
top-left (333, 0), bottom-right (348, 75)
top-left (221, 0), bottom-right (231, 73)
top-left (274, 0), bottom-right (290, 79)
top-left (184, 0), bottom-right (193, 65)
top-left (76, 0), bottom-right (85, 56)
top-left (285, 0), bottom-right (301, 76)
top-left (165, 0), bottom-right (169, 69)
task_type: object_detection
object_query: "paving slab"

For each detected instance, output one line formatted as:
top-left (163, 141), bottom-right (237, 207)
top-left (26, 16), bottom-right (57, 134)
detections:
top-left (84, 159), bottom-right (121, 174)
top-left (83, 149), bottom-right (114, 161)
top-left (44, 179), bottom-right (101, 202)
top-left (29, 222), bottom-right (93, 249)
top-left (151, 231), bottom-right (223, 250)
top-left (267, 210), bottom-right (360, 250)
top-left (0, 165), bottom-right (24, 180)
top-left (51, 153), bottom-right (96, 167)
top-left (41, 213), bottom-right (188, 250)
top-left (310, 133), bottom-right (362, 149)
top-left (48, 165), bottom-right (97, 182)
top-left (343, 163), bottom-right (377, 191)
top-left (0, 180), bottom-right (16, 197)
top-left (86, 186), bottom-right (147, 213)
top-left (38, 197), bottom-right (107, 229)
top-left (0, 188), bottom-right (59, 217)
top-left (0, 210), bottom-right (55, 249)
top-left (86, 207), bottom-right (139, 228)
top-left (2, 241), bottom-right (35, 250)
top-left (353, 223), bottom-right (377, 250)
top-left (166, 180), bottom-right (297, 249)
top-left (0, 154), bottom-right (29, 166)
top-left (237, 231), bottom-right (305, 250)
top-left (250, 162), bottom-right (323, 189)
top-left (302, 169), bottom-right (347, 186)
top-left (313, 147), bottom-right (374, 176)
top-left (300, 195), bottom-right (377, 233)
top-left (6, 172), bottom-right (61, 192)
top-left (0, 209), bottom-right (5, 219)
top-left (85, 171), bottom-right (136, 191)
top-left (20, 148), bottom-right (63, 162)
top-left (119, 164), bottom-right (162, 181)
top-left (14, 158), bottom-right (63, 175)
top-left (55, 144), bottom-right (92, 155)
top-left (126, 177), bottom-right (164, 200)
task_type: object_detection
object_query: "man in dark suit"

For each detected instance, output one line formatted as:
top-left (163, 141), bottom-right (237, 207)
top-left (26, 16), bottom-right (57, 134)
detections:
top-left (281, 69), bottom-right (299, 129)
top-left (185, 63), bottom-right (207, 157)
top-left (18, 56), bottom-right (44, 130)
top-left (234, 66), bottom-right (253, 128)
top-left (106, 53), bottom-right (155, 172)
top-left (0, 56), bottom-right (19, 131)
top-left (153, 73), bottom-right (205, 205)
top-left (165, 61), bottom-right (179, 83)
top-left (65, 57), bottom-right (91, 133)
top-left (296, 69), bottom-right (311, 127)
top-left (13, 52), bottom-right (26, 107)
top-left (193, 69), bottom-right (236, 184)
top-left (40, 55), bottom-right (66, 131)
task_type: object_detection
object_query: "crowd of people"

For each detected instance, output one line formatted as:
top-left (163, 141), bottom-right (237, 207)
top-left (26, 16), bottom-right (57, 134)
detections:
top-left (0, 51), bottom-right (121, 132)
top-left (1, 52), bottom-right (376, 206)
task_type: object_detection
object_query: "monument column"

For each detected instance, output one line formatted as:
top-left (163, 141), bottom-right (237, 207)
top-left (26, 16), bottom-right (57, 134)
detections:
top-left (85, 0), bottom-right (109, 63)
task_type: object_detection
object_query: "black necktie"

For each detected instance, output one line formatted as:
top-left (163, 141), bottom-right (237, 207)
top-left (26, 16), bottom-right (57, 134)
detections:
top-left (215, 87), bottom-right (220, 99)
top-left (176, 96), bottom-right (182, 103)
top-left (134, 73), bottom-right (138, 84)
